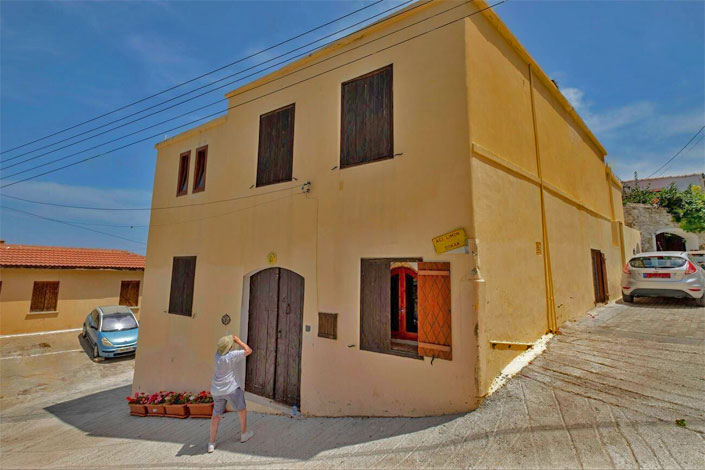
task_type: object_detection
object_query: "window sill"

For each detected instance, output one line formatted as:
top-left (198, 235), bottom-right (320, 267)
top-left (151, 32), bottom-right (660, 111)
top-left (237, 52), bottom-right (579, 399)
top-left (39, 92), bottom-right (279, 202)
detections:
top-left (28, 311), bottom-right (59, 315)
top-left (361, 346), bottom-right (423, 360)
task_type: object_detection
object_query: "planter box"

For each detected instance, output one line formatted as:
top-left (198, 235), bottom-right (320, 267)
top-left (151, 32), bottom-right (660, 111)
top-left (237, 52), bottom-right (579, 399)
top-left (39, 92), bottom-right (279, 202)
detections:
top-left (146, 404), bottom-right (166, 416)
top-left (128, 404), bottom-right (146, 417)
top-left (164, 404), bottom-right (189, 419)
top-left (187, 403), bottom-right (213, 418)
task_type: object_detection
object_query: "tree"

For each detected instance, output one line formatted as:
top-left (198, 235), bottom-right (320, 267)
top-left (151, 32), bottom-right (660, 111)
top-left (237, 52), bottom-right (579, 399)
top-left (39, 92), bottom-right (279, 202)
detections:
top-left (622, 172), bottom-right (705, 233)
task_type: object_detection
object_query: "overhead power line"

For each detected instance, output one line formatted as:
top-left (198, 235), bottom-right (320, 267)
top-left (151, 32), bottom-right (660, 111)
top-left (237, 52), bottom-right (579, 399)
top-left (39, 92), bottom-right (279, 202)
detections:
top-left (0, 0), bottom-right (420, 167)
top-left (2, 205), bottom-right (146, 245)
top-left (1, 182), bottom-right (307, 211)
top-left (646, 125), bottom-right (705, 178)
top-left (0, 0), bottom-right (504, 189)
top-left (0, 0), bottom-right (387, 156)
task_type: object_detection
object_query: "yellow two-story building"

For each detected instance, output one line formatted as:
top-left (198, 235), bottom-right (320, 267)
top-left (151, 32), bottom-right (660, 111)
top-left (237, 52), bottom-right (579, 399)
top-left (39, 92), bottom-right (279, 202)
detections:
top-left (133, 0), bottom-right (640, 416)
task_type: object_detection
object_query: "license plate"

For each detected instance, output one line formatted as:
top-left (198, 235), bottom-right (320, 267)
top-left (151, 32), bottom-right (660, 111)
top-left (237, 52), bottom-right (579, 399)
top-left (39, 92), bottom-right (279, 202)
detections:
top-left (116, 347), bottom-right (135, 353)
top-left (644, 273), bottom-right (670, 278)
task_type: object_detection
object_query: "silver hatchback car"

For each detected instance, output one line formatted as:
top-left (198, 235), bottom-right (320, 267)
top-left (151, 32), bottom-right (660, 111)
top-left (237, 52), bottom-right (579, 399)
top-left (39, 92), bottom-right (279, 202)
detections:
top-left (621, 251), bottom-right (705, 306)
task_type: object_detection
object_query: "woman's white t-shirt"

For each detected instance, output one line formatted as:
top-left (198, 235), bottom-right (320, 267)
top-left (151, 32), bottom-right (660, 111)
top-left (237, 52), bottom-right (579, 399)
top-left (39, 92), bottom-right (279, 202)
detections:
top-left (210, 349), bottom-right (246, 396)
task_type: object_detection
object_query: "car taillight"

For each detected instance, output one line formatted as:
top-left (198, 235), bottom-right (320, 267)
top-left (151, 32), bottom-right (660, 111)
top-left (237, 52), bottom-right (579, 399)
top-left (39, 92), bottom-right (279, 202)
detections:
top-left (622, 263), bottom-right (631, 274)
top-left (685, 261), bottom-right (697, 274)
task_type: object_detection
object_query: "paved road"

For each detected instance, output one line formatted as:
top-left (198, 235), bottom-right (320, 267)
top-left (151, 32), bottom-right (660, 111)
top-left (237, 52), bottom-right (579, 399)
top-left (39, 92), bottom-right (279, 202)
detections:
top-left (1, 298), bottom-right (704, 469)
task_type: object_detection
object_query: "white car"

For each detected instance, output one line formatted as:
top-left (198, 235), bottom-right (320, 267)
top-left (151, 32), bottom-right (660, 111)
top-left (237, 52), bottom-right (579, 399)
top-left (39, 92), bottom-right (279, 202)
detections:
top-left (621, 252), bottom-right (705, 306)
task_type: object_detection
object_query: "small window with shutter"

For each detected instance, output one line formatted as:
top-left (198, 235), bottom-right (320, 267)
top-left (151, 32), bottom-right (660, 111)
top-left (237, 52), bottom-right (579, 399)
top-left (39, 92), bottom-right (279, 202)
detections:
top-left (168, 256), bottom-right (197, 316)
top-left (119, 280), bottom-right (140, 307)
top-left (193, 146), bottom-right (208, 193)
top-left (340, 65), bottom-right (393, 168)
top-left (176, 151), bottom-right (190, 196)
top-left (359, 258), bottom-right (451, 360)
top-left (30, 281), bottom-right (59, 312)
top-left (256, 104), bottom-right (295, 187)
top-left (318, 312), bottom-right (338, 340)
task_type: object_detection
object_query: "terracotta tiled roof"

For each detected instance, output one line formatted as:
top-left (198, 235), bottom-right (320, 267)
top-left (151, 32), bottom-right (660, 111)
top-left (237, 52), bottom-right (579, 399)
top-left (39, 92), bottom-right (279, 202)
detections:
top-left (0, 244), bottom-right (145, 270)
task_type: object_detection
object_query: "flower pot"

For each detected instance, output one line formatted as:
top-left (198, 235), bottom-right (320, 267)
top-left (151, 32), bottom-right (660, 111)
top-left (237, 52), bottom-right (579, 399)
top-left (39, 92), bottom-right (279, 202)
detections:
top-left (164, 404), bottom-right (189, 419)
top-left (128, 404), bottom-right (146, 417)
top-left (146, 404), bottom-right (166, 416)
top-left (187, 403), bottom-right (213, 418)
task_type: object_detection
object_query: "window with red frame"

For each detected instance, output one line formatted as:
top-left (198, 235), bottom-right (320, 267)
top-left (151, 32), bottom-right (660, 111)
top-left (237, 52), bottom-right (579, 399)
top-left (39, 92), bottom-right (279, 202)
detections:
top-left (390, 266), bottom-right (418, 341)
top-left (176, 151), bottom-right (190, 196)
top-left (193, 146), bottom-right (207, 193)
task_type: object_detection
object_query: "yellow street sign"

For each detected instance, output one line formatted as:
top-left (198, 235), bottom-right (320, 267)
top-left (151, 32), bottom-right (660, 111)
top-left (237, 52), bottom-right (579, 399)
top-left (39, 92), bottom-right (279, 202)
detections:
top-left (432, 228), bottom-right (467, 254)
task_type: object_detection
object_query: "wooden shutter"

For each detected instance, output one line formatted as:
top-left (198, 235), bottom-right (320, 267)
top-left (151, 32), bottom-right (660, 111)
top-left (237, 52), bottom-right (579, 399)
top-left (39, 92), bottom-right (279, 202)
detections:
top-left (30, 282), bottom-right (47, 312)
top-left (120, 281), bottom-right (140, 307)
top-left (30, 281), bottom-right (59, 312)
top-left (318, 312), bottom-right (338, 339)
top-left (193, 146), bottom-right (208, 193)
top-left (417, 262), bottom-right (451, 360)
top-left (340, 65), bottom-right (393, 168)
top-left (176, 151), bottom-right (190, 196)
top-left (359, 259), bottom-right (391, 353)
top-left (256, 104), bottom-right (295, 187)
top-left (168, 256), bottom-right (196, 316)
top-left (600, 252), bottom-right (609, 301)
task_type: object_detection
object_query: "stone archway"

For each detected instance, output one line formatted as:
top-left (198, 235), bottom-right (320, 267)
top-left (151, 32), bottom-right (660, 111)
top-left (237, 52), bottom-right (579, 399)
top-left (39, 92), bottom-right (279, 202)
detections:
top-left (653, 228), bottom-right (699, 252)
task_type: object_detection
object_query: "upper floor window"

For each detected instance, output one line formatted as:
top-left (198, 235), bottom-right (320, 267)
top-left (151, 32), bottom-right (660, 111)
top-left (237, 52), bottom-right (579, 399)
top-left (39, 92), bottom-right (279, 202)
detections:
top-left (193, 146), bottom-right (208, 193)
top-left (340, 65), bottom-right (393, 168)
top-left (257, 103), bottom-right (295, 187)
top-left (176, 151), bottom-right (190, 197)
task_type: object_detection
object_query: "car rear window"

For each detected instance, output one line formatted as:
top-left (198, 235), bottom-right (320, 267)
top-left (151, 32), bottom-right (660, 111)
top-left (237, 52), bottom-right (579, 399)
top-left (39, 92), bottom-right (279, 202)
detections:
top-left (101, 313), bottom-right (138, 332)
top-left (629, 256), bottom-right (687, 269)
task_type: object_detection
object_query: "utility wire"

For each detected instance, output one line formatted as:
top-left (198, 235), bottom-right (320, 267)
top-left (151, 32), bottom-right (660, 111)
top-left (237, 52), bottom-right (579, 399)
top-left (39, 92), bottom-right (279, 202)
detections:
top-left (653, 132), bottom-right (705, 178)
top-left (0, 0), bottom-right (503, 189)
top-left (646, 125), bottom-right (705, 178)
top-left (2, 205), bottom-right (146, 245)
top-left (1, 0), bottom-right (419, 167)
top-left (1, 182), bottom-right (306, 211)
top-left (0, 0), bottom-right (387, 156)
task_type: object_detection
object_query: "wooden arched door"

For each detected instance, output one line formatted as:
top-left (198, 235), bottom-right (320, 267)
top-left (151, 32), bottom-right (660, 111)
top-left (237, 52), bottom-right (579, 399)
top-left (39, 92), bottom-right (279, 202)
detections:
top-left (245, 268), bottom-right (304, 407)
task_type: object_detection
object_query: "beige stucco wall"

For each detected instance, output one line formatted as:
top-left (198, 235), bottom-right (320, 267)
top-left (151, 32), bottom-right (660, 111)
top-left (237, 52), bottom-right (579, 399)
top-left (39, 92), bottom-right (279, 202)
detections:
top-left (464, 6), bottom-right (627, 393)
top-left (134, 0), bottom-right (627, 415)
top-left (0, 268), bottom-right (143, 335)
top-left (134, 0), bottom-right (480, 417)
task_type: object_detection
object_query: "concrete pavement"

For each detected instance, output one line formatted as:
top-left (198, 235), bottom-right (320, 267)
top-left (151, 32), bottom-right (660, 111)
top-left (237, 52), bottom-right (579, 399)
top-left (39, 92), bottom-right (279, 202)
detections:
top-left (1, 298), bottom-right (704, 469)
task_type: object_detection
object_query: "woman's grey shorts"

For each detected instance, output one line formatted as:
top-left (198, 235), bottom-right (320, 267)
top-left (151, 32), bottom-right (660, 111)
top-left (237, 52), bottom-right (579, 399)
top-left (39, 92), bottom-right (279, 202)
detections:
top-left (213, 387), bottom-right (246, 416)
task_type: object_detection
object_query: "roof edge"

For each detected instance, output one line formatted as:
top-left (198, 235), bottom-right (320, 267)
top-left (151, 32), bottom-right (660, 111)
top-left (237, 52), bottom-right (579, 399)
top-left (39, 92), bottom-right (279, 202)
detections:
top-left (473, 0), bottom-right (607, 157)
top-left (155, 115), bottom-right (228, 150)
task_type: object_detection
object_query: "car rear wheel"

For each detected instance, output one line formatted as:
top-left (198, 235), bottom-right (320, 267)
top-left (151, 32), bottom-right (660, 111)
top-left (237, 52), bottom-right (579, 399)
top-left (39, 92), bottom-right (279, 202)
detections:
top-left (623, 293), bottom-right (634, 303)
top-left (93, 344), bottom-right (101, 361)
top-left (697, 295), bottom-right (705, 307)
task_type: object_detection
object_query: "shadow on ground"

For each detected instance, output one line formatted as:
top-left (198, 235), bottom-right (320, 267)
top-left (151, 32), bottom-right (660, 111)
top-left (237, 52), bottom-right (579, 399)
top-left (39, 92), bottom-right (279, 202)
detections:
top-left (615, 296), bottom-right (703, 309)
top-left (76, 334), bottom-right (135, 364)
top-left (45, 385), bottom-right (457, 459)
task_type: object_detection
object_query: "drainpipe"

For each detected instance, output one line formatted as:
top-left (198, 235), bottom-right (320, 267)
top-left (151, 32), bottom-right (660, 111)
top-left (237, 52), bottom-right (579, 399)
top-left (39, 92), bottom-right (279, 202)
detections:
top-left (528, 64), bottom-right (557, 333)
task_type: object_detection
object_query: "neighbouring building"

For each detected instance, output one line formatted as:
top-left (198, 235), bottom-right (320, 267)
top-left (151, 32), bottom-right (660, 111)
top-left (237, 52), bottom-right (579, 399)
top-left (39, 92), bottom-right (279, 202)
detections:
top-left (622, 173), bottom-right (705, 192)
top-left (133, 0), bottom-right (639, 416)
top-left (624, 203), bottom-right (705, 252)
top-left (0, 243), bottom-right (144, 335)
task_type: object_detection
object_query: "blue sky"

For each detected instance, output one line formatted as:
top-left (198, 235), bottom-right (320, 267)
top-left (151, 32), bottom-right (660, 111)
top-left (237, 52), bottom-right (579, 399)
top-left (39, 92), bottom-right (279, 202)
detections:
top-left (1, 0), bottom-right (703, 254)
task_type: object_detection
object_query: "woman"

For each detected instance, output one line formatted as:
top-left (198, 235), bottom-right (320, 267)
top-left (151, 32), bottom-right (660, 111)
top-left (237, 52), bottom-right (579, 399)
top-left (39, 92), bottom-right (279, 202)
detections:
top-left (208, 334), bottom-right (253, 453)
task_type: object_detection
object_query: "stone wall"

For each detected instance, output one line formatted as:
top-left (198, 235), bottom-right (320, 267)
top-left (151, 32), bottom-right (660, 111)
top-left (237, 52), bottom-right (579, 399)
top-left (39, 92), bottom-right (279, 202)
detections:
top-left (624, 203), bottom-right (705, 252)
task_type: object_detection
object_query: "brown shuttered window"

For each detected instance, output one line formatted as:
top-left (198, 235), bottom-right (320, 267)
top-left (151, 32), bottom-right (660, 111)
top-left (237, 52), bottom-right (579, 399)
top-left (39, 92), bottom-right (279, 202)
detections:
top-left (168, 256), bottom-right (197, 316)
top-left (119, 280), bottom-right (140, 307)
top-left (417, 262), bottom-right (452, 361)
top-left (256, 104), bottom-right (295, 187)
top-left (193, 145), bottom-right (208, 193)
top-left (176, 151), bottom-right (190, 196)
top-left (360, 259), bottom-right (391, 353)
top-left (340, 65), bottom-right (393, 168)
top-left (30, 281), bottom-right (59, 312)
